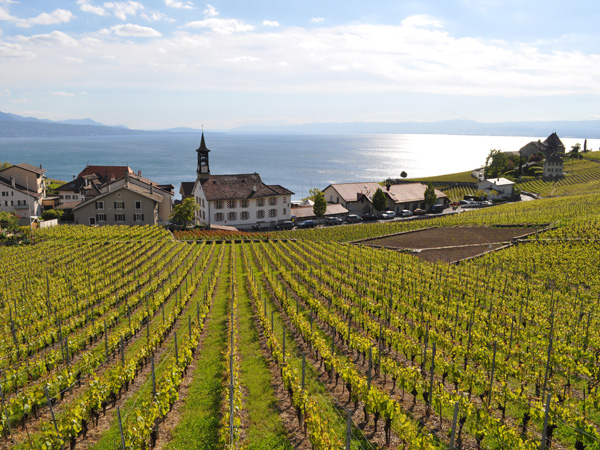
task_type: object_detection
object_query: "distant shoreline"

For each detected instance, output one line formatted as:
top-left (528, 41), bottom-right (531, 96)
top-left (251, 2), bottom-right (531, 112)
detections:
top-left (1, 114), bottom-right (599, 139)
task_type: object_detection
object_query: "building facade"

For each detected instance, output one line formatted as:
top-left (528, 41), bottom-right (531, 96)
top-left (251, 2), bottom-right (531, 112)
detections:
top-left (0, 163), bottom-right (46, 218)
top-left (477, 178), bottom-right (515, 199)
top-left (323, 182), bottom-right (448, 216)
top-left (72, 167), bottom-right (173, 226)
top-left (188, 133), bottom-right (294, 230)
top-left (543, 153), bottom-right (564, 178)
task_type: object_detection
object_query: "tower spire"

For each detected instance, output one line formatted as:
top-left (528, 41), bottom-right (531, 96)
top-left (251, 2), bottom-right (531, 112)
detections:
top-left (196, 130), bottom-right (211, 178)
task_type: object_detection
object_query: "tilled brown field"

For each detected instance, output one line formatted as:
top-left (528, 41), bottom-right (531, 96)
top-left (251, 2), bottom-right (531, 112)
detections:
top-left (361, 226), bottom-right (541, 263)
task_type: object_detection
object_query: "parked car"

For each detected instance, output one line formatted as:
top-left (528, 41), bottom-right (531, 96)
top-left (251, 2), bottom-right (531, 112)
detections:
top-left (381, 210), bottom-right (396, 219)
top-left (413, 208), bottom-right (426, 215)
top-left (480, 200), bottom-right (493, 207)
top-left (346, 214), bottom-right (363, 223)
top-left (325, 216), bottom-right (343, 225)
top-left (400, 209), bottom-right (413, 217)
top-left (276, 220), bottom-right (294, 230)
top-left (298, 219), bottom-right (316, 228)
top-left (361, 213), bottom-right (378, 221)
top-left (430, 204), bottom-right (445, 214)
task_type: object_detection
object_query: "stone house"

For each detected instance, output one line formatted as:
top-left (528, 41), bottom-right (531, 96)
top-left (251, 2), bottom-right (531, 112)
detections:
top-left (543, 153), bottom-right (564, 178)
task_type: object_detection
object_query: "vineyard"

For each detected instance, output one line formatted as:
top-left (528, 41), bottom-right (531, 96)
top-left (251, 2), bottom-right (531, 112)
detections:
top-left (1, 193), bottom-right (600, 449)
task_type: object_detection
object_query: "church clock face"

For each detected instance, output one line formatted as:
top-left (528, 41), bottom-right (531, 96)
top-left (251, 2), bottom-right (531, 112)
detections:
top-left (200, 166), bottom-right (209, 173)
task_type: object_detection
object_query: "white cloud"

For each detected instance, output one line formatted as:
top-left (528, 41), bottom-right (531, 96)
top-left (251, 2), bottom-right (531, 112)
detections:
top-left (224, 55), bottom-right (260, 63)
top-left (141, 11), bottom-right (175, 22)
top-left (16, 9), bottom-right (73, 28)
top-left (2, 12), bottom-right (599, 109)
top-left (310, 17), bottom-right (324, 23)
top-left (104, 1), bottom-right (144, 20)
top-left (262, 20), bottom-right (279, 27)
top-left (102, 23), bottom-right (161, 37)
top-left (165, 0), bottom-right (194, 9)
top-left (77, 0), bottom-right (105, 16)
top-left (16, 30), bottom-right (78, 47)
top-left (329, 64), bottom-right (350, 71)
top-left (203, 4), bottom-right (218, 17)
top-left (0, 6), bottom-right (16, 21)
top-left (52, 91), bottom-right (75, 97)
top-left (0, 88), bottom-right (10, 96)
top-left (0, 41), bottom-right (34, 58)
top-left (184, 18), bottom-right (254, 34)
top-left (401, 15), bottom-right (443, 28)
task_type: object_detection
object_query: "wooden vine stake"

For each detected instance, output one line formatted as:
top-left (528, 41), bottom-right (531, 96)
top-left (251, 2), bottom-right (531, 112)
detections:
top-left (449, 401), bottom-right (459, 450)
top-left (117, 406), bottom-right (126, 450)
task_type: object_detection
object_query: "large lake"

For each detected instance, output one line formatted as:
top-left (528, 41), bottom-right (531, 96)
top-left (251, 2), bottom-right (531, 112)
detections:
top-left (0, 133), bottom-right (596, 200)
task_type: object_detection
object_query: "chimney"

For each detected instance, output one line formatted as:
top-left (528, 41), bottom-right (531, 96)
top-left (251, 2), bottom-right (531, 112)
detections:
top-left (108, 184), bottom-right (111, 192)
top-left (10, 176), bottom-right (15, 188)
top-left (39, 164), bottom-right (43, 169)
top-left (138, 170), bottom-right (142, 177)
top-left (150, 184), bottom-right (154, 194)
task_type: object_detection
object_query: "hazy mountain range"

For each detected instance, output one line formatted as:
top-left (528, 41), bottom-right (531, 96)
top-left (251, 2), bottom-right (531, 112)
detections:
top-left (1, 111), bottom-right (599, 138)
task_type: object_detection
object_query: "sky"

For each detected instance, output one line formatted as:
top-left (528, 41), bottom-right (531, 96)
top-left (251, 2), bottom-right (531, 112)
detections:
top-left (0, 0), bottom-right (599, 130)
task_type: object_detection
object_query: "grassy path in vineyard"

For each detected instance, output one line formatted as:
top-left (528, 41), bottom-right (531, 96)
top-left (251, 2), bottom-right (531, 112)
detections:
top-left (161, 244), bottom-right (231, 449)
top-left (234, 243), bottom-right (295, 450)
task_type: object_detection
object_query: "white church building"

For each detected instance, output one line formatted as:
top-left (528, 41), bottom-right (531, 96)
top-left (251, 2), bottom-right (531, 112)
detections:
top-left (189, 134), bottom-right (293, 230)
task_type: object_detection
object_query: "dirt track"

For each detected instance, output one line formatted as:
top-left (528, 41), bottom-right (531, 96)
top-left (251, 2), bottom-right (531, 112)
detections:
top-left (363, 226), bottom-right (541, 263)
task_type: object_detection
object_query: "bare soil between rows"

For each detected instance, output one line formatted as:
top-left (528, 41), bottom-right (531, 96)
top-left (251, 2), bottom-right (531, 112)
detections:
top-left (362, 226), bottom-right (542, 263)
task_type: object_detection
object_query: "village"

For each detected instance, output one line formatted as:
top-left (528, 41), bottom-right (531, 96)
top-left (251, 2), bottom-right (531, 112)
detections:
top-left (0, 131), bottom-right (580, 235)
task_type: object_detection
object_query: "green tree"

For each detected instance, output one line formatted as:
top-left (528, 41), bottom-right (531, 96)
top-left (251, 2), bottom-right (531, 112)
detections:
top-left (0, 162), bottom-right (11, 170)
top-left (372, 188), bottom-right (387, 214)
top-left (424, 182), bottom-right (437, 210)
top-left (0, 211), bottom-right (18, 231)
top-left (41, 209), bottom-right (64, 221)
top-left (312, 189), bottom-right (327, 219)
top-left (570, 143), bottom-right (581, 157)
top-left (170, 197), bottom-right (200, 227)
top-left (484, 149), bottom-right (508, 178)
top-left (400, 171), bottom-right (407, 179)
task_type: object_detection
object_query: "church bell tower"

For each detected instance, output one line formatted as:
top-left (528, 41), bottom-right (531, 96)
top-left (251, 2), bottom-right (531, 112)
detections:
top-left (196, 132), bottom-right (210, 179)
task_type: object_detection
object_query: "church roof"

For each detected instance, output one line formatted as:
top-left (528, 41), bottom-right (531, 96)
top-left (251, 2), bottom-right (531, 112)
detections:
top-left (195, 132), bottom-right (210, 153)
top-left (200, 173), bottom-right (293, 201)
